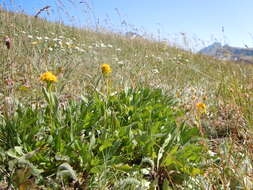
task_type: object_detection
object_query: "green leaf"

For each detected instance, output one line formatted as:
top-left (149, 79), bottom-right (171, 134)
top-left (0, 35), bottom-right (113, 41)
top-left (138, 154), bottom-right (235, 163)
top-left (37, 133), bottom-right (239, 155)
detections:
top-left (141, 157), bottom-right (155, 170)
top-left (89, 133), bottom-right (96, 151)
top-left (113, 164), bottom-right (132, 172)
top-left (91, 158), bottom-right (100, 166)
top-left (161, 146), bottom-right (178, 166)
top-left (157, 133), bottom-right (172, 167)
top-left (99, 141), bottom-right (112, 152)
top-left (57, 162), bottom-right (77, 180)
top-left (90, 166), bottom-right (100, 174)
top-left (191, 168), bottom-right (202, 176)
top-left (13, 167), bottom-right (32, 185)
top-left (14, 146), bottom-right (24, 156)
top-left (7, 149), bottom-right (20, 159)
top-left (117, 177), bottom-right (141, 188)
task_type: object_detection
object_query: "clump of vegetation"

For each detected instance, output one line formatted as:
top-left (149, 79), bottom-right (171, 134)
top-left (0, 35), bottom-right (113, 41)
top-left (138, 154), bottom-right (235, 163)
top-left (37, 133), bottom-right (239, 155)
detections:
top-left (0, 81), bottom-right (206, 189)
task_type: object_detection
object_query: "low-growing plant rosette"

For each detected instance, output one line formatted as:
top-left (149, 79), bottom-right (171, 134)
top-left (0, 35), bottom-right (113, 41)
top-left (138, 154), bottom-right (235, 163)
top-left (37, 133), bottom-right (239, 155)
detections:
top-left (0, 87), bottom-right (207, 189)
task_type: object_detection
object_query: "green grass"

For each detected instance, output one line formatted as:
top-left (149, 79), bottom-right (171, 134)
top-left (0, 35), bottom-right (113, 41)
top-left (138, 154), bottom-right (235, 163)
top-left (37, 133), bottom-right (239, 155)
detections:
top-left (0, 8), bottom-right (253, 189)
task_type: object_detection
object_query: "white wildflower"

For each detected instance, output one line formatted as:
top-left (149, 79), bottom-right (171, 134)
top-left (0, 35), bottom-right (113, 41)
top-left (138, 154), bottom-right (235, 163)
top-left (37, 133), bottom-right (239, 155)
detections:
top-left (152, 69), bottom-right (159, 74)
top-left (118, 61), bottom-right (124, 65)
top-left (112, 57), bottom-right (119, 62)
top-left (100, 43), bottom-right (106, 48)
top-left (208, 150), bottom-right (216, 157)
top-left (78, 48), bottom-right (85, 52)
top-left (74, 46), bottom-right (80, 50)
top-left (36, 36), bottom-right (42, 40)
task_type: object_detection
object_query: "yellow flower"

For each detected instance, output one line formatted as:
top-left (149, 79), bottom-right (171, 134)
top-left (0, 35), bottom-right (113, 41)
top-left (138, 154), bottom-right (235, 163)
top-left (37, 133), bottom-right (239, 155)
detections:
top-left (101, 64), bottom-right (112, 75)
top-left (40, 71), bottom-right (57, 83)
top-left (196, 102), bottom-right (206, 114)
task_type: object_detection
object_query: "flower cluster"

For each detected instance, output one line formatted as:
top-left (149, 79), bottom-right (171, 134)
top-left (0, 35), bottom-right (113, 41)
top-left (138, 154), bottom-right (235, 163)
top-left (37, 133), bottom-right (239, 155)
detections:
top-left (40, 71), bottom-right (57, 83)
top-left (26, 33), bottom-right (85, 53)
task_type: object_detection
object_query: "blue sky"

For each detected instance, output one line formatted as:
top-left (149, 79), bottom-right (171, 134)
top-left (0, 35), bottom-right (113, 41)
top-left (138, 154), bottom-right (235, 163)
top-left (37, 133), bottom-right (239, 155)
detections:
top-left (3, 0), bottom-right (253, 50)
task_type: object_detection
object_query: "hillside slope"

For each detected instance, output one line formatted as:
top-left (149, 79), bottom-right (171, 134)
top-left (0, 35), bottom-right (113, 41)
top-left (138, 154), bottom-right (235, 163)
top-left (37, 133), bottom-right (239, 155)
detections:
top-left (1, 9), bottom-right (252, 101)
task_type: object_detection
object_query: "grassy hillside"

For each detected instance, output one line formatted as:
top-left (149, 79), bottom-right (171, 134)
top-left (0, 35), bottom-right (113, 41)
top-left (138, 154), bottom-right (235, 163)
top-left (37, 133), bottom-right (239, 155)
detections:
top-left (1, 9), bottom-right (253, 189)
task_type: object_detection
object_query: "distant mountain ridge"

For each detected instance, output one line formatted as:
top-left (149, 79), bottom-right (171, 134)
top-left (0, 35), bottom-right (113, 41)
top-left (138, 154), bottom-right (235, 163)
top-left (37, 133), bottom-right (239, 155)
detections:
top-left (199, 42), bottom-right (253, 63)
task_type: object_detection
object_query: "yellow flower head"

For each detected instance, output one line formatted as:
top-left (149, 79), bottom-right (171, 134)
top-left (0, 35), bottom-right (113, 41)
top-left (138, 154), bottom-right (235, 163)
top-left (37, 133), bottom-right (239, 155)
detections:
top-left (40, 71), bottom-right (57, 83)
top-left (196, 102), bottom-right (206, 114)
top-left (101, 64), bottom-right (112, 75)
